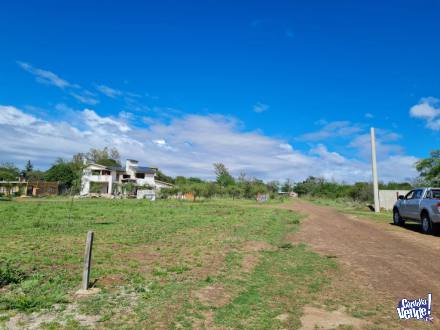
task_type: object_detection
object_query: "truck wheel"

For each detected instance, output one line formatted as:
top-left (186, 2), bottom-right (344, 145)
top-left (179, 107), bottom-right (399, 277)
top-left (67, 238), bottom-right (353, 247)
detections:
top-left (393, 209), bottom-right (404, 226)
top-left (421, 214), bottom-right (432, 234)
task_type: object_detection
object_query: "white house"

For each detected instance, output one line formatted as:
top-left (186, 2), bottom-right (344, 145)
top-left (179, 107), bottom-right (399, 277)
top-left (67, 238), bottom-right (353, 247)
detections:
top-left (80, 159), bottom-right (172, 197)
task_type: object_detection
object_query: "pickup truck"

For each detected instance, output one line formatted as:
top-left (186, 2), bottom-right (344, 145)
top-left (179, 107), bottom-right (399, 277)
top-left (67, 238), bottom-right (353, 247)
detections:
top-left (393, 188), bottom-right (440, 234)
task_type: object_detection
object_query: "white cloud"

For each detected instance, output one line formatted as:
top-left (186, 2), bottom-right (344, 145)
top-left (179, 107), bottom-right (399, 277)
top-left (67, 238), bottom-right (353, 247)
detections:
top-left (410, 97), bottom-right (440, 130)
top-left (299, 121), bottom-right (362, 141)
top-left (0, 105), bottom-right (418, 183)
top-left (55, 103), bottom-right (74, 113)
top-left (153, 139), bottom-right (176, 151)
top-left (365, 113), bottom-right (374, 119)
top-left (96, 84), bottom-right (123, 98)
top-left (82, 109), bottom-right (130, 132)
top-left (17, 61), bottom-right (99, 105)
top-left (69, 92), bottom-right (99, 105)
top-left (348, 131), bottom-right (403, 160)
top-left (279, 143), bottom-right (293, 151)
top-left (153, 139), bottom-right (167, 146)
top-left (0, 105), bottom-right (38, 127)
top-left (17, 61), bottom-right (71, 89)
top-left (253, 102), bottom-right (269, 113)
top-left (310, 144), bottom-right (346, 165)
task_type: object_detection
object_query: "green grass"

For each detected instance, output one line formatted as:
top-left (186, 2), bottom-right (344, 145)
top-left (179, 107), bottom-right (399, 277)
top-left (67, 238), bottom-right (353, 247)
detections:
top-left (0, 198), bottom-right (336, 329)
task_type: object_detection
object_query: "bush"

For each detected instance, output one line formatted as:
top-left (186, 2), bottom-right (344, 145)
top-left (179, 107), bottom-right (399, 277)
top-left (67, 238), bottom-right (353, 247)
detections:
top-left (0, 261), bottom-right (26, 287)
top-left (293, 176), bottom-right (412, 203)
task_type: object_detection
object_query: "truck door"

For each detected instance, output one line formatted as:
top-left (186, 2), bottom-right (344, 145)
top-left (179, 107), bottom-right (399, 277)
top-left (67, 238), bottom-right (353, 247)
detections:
top-left (406, 189), bottom-right (424, 220)
top-left (399, 190), bottom-right (414, 218)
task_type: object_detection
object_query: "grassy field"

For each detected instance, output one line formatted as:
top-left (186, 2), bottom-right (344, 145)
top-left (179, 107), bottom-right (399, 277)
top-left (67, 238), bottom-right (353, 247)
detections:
top-left (0, 198), bottom-right (336, 329)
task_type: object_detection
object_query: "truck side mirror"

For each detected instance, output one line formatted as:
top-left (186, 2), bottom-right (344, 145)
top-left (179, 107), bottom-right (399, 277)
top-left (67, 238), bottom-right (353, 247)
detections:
top-left (398, 195), bottom-right (405, 200)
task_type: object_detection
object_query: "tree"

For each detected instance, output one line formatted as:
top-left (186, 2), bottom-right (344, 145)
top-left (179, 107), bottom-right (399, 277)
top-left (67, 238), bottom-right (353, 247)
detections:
top-left (226, 185), bottom-right (242, 199)
top-left (250, 180), bottom-right (268, 197)
top-left (85, 147), bottom-right (121, 167)
top-left (72, 153), bottom-right (86, 166)
top-left (282, 179), bottom-right (294, 192)
top-left (44, 161), bottom-right (78, 188)
top-left (175, 176), bottom-right (188, 185)
top-left (122, 182), bottom-right (136, 195)
top-left (156, 170), bottom-right (175, 184)
top-left (348, 182), bottom-right (373, 202)
top-left (213, 163), bottom-right (235, 187)
top-left (204, 182), bottom-right (219, 199)
top-left (416, 150), bottom-right (440, 186)
top-left (237, 171), bottom-right (247, 183)
top-left (158, 186), bottom-right (176, 199)
top-left (190, 183), bottom-right (206, 201)
top-left (26, 170), bottom-right (45, 181)
top-left (24, 160), bottom-right (33, 173)
top-left (0, 163), bottom-right (19, 181)
top-left (267, 181), bottom-right (280, 194)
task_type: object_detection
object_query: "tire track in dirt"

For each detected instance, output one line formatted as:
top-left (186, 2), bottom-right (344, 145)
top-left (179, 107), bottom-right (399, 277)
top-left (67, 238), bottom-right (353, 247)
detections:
top-left (280, 199), bottom-right (440, 327)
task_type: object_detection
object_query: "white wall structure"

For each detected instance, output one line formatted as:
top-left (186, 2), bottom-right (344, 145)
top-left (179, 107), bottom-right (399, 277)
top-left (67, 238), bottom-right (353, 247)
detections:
top-left (379, 190), bottom-right (410, 211)
top-left (137, 189), bottom-right (156, 201)
top-left (80, 159), bottom-right (170, 197)
top-left (80, 163), bottom-right (113, 195)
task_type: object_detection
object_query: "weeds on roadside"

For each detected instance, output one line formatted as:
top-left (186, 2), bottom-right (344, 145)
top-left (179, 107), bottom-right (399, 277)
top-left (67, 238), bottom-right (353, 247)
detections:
top-left (0, 261), bottom-right (26, 287)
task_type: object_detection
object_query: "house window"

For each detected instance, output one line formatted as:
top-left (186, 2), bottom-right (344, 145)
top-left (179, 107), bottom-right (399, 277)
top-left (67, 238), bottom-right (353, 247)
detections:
top-left (123, 174), bottom-right (130, 179)
top-left (102, 170), bottom-right (111, 176)
top-left (92, 170), bottom-right (100, 175)
top-left (136, 173), bottom-right (145, 179)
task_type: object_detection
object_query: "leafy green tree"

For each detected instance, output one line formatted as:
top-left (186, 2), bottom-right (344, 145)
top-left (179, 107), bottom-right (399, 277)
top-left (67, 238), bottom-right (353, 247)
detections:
top-left (175, 176), bottom-right (188, 185)
top-left (348, 182), bottom-right (373, 202)
top-left (156, 170), bottom-right (175, 184)
top-left (26, 170), bottom-right (46, 181)
top-left (203, 182), bottom-right (219, 199)
top-left (226, 185), bottom-right (242, 200)
top-left (266, 181), bottom-right (280, 194)
top-left (0, 163), bottom-right (20, 181)
top-left (90, 182), bottom-right (104, 194)
top-left (250, 181), bottom-right (268, 197)
top-left (241, 180), bottom-right (253, 199)
top-left (24, 160), bottom-right (33, 173)
top-left (122, 182), bottom-right (136, 195)
top-left (188, 177), bottom-right (204, 183)
top-left (416, 150), bottom-right (440, 186)
top-left (213, 163), bottom-right (235, 187)
top-left (379, 182), bottom-right (412, 190)
top-left (281, 179), bottom-right (294, 192)
top-left (188, 183), bottom-right (205, 201)
top-left (44, 161), bottom-right (78, 188)
top-left (159, 186), bottom-right (179, 199)
top-left (85, 147), bottom-right (121, 167)
top-left (22, 160), bottom-right (47, 181)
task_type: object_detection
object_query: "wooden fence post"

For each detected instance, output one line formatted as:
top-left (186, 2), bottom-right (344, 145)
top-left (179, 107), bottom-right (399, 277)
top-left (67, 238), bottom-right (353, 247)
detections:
top-left (82, 231), bottom-right (94, 290)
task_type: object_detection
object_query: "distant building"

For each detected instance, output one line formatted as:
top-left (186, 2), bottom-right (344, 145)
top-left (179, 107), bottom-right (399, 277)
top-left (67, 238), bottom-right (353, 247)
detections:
top-left (80, 159), bottom-right (172, 198)
top-left (0, 180), bottom-right (59, 197)
top-left (278, 191), bottom-right (298, 198)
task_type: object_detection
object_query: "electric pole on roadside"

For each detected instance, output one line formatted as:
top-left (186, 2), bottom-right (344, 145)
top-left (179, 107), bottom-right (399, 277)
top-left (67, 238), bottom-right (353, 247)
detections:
top-left (370, 127), bottom-right (380, 212)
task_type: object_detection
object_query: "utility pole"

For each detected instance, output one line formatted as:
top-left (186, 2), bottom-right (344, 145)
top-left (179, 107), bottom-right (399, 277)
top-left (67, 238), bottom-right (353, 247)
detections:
top-left (370, 127), bottom-right (380, 212)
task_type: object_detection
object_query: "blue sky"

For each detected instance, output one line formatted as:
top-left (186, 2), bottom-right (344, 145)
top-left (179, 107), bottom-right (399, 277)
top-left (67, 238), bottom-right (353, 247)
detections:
top-left (1, 0), bottom-right (440, 182)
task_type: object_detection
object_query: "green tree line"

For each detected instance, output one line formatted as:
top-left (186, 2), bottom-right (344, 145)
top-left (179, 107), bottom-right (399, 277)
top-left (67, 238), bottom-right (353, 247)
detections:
top-left (2, 148), bottom-right (440, 201)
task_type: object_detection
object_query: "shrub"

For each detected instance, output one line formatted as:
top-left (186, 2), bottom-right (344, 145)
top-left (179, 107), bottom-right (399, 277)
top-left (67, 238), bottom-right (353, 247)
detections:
top-left (0, 261), bottom-right (26, 287)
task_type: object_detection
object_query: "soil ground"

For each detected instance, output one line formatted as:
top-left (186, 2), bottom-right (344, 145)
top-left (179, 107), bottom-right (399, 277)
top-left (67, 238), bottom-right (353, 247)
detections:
top-left (281, 199), bottom-right (440, 329)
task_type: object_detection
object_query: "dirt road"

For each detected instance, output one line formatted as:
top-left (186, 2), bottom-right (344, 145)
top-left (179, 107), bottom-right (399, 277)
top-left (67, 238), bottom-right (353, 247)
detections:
top-left (282, 199), bottom-right (440, 327)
